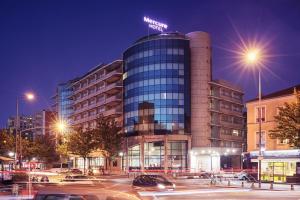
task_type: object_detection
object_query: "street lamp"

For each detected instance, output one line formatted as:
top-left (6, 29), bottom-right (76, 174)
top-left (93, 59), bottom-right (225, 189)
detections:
top-left (8, 151), bottom-right (15, 157)
top-left (119, 152), bottom-right (124, 172)
top-left (16, 92), bottom-right (35, 169)
top-left (243, 47), bottom-right (264, 187)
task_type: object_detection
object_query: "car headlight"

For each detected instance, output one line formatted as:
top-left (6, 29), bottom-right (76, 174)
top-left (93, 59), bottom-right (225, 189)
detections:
top-left (172, 184), bottom-right (176, 188)
top-left (157, 184), bottom-right (165, 189)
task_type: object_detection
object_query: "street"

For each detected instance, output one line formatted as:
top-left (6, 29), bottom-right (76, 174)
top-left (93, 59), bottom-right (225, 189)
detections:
top-left (2, 177), bottom-right (298, 200)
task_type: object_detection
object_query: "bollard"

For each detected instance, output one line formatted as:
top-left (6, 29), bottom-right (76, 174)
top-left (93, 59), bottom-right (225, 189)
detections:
top-left (251, 182), bottom-right (255, 189)
top-left (270, 182), bottom-right (273, 190)
top-left (228, 180), bottom-right (230, 186)
top-left (291, 184), bottom-right (294, 191)
top-left (258, 182), bottom-right (261, 188)
top-left (241, 181), bottom-right (244, 188)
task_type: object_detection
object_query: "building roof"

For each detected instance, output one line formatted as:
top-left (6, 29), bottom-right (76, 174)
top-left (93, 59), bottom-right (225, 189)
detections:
top-left (247, 84), bottom-right (300, 103)
top-left (134, 32), bottom-right (187, 44)
top-left (71, 60), bottom-right (123, 86)
top-left (210, 79), bottom-right (244, 93)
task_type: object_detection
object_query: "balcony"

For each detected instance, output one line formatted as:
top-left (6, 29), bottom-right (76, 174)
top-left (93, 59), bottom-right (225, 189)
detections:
top-left (103, 107), bottom-right (122, 117)
top-left (73, 68), bottom-right (122, 94)
top-left (104, 69), bottom-right (122, 83)
top-left (73, 81), bottom-right (122, 105)
top-left (104, 94), bottom-right (122, 106)
top-left (104, 81), bottom-right (122, 95)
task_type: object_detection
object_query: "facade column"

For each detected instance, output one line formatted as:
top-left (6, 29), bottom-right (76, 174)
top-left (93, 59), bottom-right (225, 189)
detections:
top-left (187, 136), bottom-right (192, 170)
top-left (140, 136), bottom-right (145, 173)
top-left (126, 137), bottom-right (129, 174)
top-left (164, 135), bottom-right (168, 174)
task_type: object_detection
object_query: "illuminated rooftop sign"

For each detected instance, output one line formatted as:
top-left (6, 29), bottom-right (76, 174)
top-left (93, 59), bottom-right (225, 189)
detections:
top-left (143, 16), bottom-right (168, 32)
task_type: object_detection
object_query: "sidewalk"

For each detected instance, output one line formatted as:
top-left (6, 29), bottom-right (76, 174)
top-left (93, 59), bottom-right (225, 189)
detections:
top-left (173, 178), bottom-right (300, 191)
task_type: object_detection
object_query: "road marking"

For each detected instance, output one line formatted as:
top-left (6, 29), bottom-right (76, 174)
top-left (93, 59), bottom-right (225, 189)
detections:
top-left (138, 188), bottom-right (251, 197)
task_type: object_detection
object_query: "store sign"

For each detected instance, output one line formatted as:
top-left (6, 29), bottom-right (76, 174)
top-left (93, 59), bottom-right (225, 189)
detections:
top-left (250, 150), bottom-right (300, 158)
top-left (143, 16), bottom-right (168, 32)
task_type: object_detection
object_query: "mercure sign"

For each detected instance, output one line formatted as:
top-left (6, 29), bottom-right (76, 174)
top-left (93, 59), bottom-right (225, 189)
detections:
top-left (143, 16), bottom-right (168, 32)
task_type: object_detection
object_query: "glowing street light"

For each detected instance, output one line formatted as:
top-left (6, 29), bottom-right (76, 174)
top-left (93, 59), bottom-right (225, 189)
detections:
top-left (25, 92), bottom-right (35, 101)
top-left (8, 151), bottom-right (14, 157)
top-left (242, 45), bottom-right (264, 188)
top-left (16, 91), bottom-right (36, 169)
top-left (244, 48), bottom-right (261, 65)
top-left (56, 120), bottom-right (68, 133)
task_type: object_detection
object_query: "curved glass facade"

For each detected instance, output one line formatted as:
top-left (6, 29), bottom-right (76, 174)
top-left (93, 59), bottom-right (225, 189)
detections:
top-left (123, 33), bottom-right (191, 136)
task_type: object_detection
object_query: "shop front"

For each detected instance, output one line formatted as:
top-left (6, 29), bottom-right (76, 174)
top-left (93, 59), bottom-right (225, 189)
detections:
top-left (126, 135), bottom-right (190, 172)
top-left (250, 150), bottom-right (300, 183)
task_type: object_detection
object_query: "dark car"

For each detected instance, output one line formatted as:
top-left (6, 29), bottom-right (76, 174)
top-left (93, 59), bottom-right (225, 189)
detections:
top-left (40, 176), bottom-right (49, 182)
top-left (34, 193), bottom-right (99, 200)
top-left (69, 169), bottom-right (83, 174)
top-left (132, 175), bottom-right (176, 190)
top-left (63, 175), bottom-right (95, 182)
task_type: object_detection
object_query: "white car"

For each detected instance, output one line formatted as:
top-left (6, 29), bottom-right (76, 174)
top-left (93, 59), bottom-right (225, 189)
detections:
top-left (234, 172), bottom-right (248, 180)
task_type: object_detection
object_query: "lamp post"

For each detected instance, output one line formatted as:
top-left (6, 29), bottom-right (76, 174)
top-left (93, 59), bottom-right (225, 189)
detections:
top-left (243, 48), bottom-right (263, 187)
top-left (15, 92), bottom-right (35, 169)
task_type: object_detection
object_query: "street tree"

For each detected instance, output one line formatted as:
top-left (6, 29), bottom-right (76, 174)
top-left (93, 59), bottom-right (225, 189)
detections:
top-left (94, 115), bottom-right (123, 171)
top-left (21, 134), bottom-right (58, 165)
top-left (0, 130), bottom-right (15, 156)
top-left (66, 127), bottom-right (97, 174)
top-left (269, 97), bottom-right (300, 148)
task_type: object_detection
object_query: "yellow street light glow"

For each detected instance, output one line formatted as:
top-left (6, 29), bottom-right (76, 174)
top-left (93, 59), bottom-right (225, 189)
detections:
top-left (244, 48), bottom-right (261, 65)
top-left (25, 93), bottom-right (35, 101)
top-left (56, 120), bottom-right (67, 132)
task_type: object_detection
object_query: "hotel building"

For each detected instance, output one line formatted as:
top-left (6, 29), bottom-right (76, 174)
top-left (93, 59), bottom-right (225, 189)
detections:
top-left (123, 32), bottom-right (245, 172)
top-left (246, 84), bottom-right (300, 183)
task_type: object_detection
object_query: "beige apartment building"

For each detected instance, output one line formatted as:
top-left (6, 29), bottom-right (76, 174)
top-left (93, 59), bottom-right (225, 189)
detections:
top-left (69, 60), bottom-right (123, 170)
top-left (207, 80), bottom-right (245, 170)
top-left (246, 84), bottom-right (300, 183)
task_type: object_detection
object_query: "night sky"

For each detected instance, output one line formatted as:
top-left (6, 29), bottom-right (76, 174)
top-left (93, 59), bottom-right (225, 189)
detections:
top-left (0, 0), bottom-right (300, 127)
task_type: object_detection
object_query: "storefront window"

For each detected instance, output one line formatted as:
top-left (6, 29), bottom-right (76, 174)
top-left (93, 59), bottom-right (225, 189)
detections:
top-left (167, 141), bottom-right (187, 169)
top-left (129, 145), bottom-right (140, 169)
top-left (144, 142), bottom-right (164, 169)
top-left (261, 161), bottom-right (297, 183)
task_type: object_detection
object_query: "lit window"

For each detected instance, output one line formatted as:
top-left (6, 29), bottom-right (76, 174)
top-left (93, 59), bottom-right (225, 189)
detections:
top-left (277, 139), bottom-right (289, 145)
top-left (232, 129), bottom-right (239, 136)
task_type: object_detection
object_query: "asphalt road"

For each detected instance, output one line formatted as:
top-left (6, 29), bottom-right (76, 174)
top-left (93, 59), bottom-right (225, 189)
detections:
top-left (2, 177), bottom-right (300, 200)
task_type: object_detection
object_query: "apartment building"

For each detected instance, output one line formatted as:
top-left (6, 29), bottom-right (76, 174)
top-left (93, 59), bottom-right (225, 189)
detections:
top-left (209, 79), bottom-right (245, 170)
top-left (70, 60), bottom-right (123, 129)
top-left (7, 115), bottom-right (34, 140)
top-left (69, 60), bottom-right (123, 169)
top-left (33, 110), bottom-right (56, 136)
top-left (246, 84), bottom-right (300, 183)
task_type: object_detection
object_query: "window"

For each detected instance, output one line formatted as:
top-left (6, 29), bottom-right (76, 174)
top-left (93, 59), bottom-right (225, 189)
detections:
top-left (277, 139), bottom-right (289, 144)
top-left (232, 129), bottom-right (239, 136)
top-left (256, 131), bottom-right (266, 149)
top-left (255, 106), bottom-right (266, 123)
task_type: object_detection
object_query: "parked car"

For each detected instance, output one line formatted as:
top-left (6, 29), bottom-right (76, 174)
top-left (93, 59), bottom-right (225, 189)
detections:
top-left (40, 176), bottom-right (49, 182)
top-left (69, 168), bottom-right (83, 174)
top-left (63, 175), bottom-right (94, 182)
top-left (132, 175), bottom-right (176, 190)
top-left (234, 171), bottom-right (249, 180)
top-left (199, 171), bottom-right (212, 179)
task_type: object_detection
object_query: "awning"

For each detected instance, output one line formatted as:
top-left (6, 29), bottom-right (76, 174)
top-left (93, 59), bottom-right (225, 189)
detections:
top-left (0, 156), bottom-right (14, 162)
top-left (251, 158), bottom-right (300, 162)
